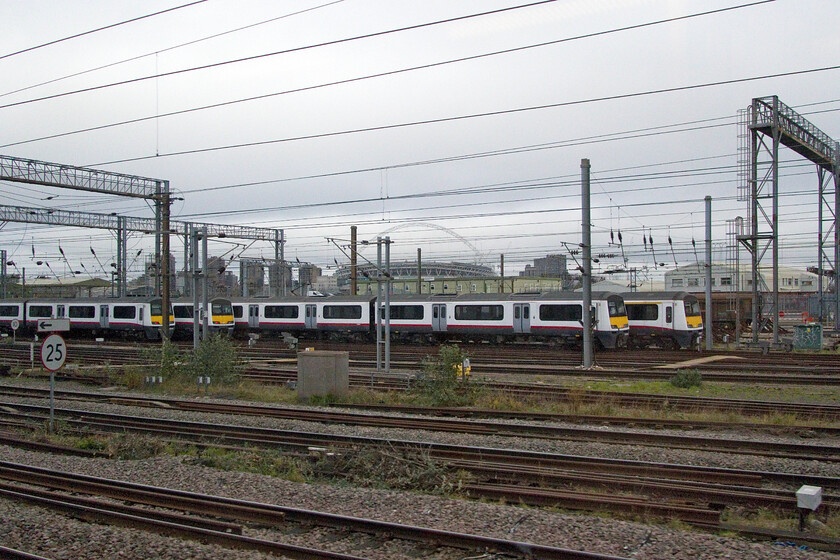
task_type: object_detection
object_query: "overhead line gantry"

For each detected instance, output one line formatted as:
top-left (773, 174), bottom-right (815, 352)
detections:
top-left (737, 96), bottom-right (840, 343)
top-left (0, 155), bottom-right (286, 338)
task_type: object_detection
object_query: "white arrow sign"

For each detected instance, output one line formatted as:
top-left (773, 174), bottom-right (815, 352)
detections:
top-left (37, 319), bottom-right (70, 332)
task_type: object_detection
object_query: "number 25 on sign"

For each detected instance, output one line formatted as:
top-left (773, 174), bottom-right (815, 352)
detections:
top-left (40, 334), bottom-right (67, 371)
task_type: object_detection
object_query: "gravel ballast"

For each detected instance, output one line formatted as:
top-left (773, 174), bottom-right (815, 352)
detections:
top-left (0, 382), bottom-right (837, 559)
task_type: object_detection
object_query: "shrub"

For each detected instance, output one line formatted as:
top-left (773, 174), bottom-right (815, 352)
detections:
top-left (188, 334), bottom-right (243, 384)
top-left (412, 345), bottom-right (481, 406)
top-left (669, 369), bottom-right (702, 389)
top-left (138, 335), bottom-right (243, 386)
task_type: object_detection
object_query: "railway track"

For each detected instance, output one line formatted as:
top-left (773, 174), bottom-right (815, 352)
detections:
top-left (2, 401), bottom-right (840, 532)
top-left (0, 461), bottom-right (627, 560)
top-left (1, 388), bottom-right (839, 461)
top-left (3, 384), bottom-right (839, 436)
top-left (5, 340), bottom-right (840, 385)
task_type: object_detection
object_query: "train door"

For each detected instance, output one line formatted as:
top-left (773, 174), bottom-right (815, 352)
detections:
top-left (56, 305), bottom-right (65, 318)
top-left (432, 304), bottom-right (447, 331)
top-left (305, 304), bottom-right (318, 329)
top-left (513, 303), bottom-right (531, 333)
top-left (99, 305), bottom-right (109, 328)
top-left (248, 305), bottom-right (260, 328)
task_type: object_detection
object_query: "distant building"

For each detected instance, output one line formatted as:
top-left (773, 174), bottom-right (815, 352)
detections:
top-left (337, 261), bottom-right (494, 293)
top-left (17, 277), bottom-right (112, 298)
top-left (520, 254), bottom-right (570, 286)
top-left (664, 263), bottom-right (818, 293)
top-left (357, 276), bottom-right (567, 295)
top-left (297, 264), bottom-right (322, 292)
top-left (311, 274), bottom-right (338, 295)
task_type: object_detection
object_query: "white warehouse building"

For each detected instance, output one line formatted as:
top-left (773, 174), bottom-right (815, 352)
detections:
top-left (664, 263), bottom-right (818, 293)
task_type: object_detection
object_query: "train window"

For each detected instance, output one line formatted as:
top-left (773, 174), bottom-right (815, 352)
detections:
top-left (323, 305), bottom-right (362, 320)
top-left (29, 305), bottom-right (52, 318)
top-left (433, 307), bottom-right (439, 319)
top-left (523, 306), bottom-right (529, 319)
top-left (684, 299), bottom-right (701, 316)
top-left (174, 306), bottom-right (193, 319)
top-left (454, 305), bottom-right (504, 321)
top-left (666, 306), bottom-right (673, 323)
top-left (514, 307), bottom-right (520, 320)
top-left (539, 304), bottom-right (582, 322)
top-left (69, 306), bottom-right (95, 319)
top-left (608, 299), bottom-right (626, 317)
top-left (265, 305), bottom-right (299, 319)
top-left (151, 302), bottom-right (163, 316)
top-left (390, 305), bottom-right (423, 320)
top-left (0, 305), bottom-right (19, 317)
top-left (212, 302), bottom-right (233, 315)
top-left (233, 305), bottom-right (243, 318)
top-left (114, 306), bottom-right (137, 319)
top-left (627, 304), bottom-right (658, 321)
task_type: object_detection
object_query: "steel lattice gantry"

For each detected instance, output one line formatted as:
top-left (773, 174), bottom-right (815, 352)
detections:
top-left (737, 96), bottom-right (840, 343)
top-left (0, 156), bottom-right (175, 340)
top-left (0, 205), bottom-right (285, 295)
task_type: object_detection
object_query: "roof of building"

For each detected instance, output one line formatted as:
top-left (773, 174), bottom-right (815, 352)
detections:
top-left (22, 277), bottom-right (111, 288)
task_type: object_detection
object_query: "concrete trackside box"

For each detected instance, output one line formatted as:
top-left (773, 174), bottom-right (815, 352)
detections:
top-left (297, 350), bottom-right (349, 399)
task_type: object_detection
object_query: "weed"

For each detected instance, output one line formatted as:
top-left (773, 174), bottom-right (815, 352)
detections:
top-left (311, 443), bottom-right (473, 494)
top-left (186, 447), bottom-right (313, 482)
top-left (106, 433), bottom-right (167, 460)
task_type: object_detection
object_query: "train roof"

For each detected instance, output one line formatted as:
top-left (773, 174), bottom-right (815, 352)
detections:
top-left (389, 292), bottom-right (623, 303)
top-left (620, 291), bottom-right (696, 301)
top-left (19, 297), bottom-right (163, 304)
top-left (172, 297), bottom-right (232, 304)
top-left (229, 295), bottom-right (375, 304)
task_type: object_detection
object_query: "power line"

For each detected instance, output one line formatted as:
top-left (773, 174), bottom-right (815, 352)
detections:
top-left (0, 0), bottom-right (559, 111)
top-left (0, 0), bottom-right (771, 148)
top-left (90, 63), bottom-right (840, 167)
top-left (0, 0), bottom-right (346, 99)
top-left (0, 0), bottom-right (209, 61)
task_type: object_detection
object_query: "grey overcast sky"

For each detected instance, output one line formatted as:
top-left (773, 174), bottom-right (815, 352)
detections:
top-left (1, 0), bottom-right (838, 284)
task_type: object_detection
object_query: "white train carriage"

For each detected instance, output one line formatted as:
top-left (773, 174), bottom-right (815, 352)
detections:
top-left (524, 292), bottom-right (629, 349)
top-left (229, 297), bottom-right (307, 335)
top-left (381, 292), bottom-right (629, 349)
top-left (312, 295), bottom-right (374, 340)
top-left (383, 295), bottom-right (438, 342)
top-left (0, 300), bottom-right (26, 331)
top-left (18, 297), bottom-right (173, 339)
top-left (621, 291), bottom-right (703, 349)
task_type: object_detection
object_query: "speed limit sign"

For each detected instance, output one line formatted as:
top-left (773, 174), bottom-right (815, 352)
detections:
top-left (40, 334), bottom-right (67, 372)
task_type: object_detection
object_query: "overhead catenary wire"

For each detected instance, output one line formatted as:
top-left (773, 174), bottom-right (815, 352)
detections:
top-left (0, 0), bottom-right (346, 99)
top-left (0, 0), bottom-right (562, 112)
top-left (0, 0), bottom-right (209, 61)
top-left (0, 0), bottom-right (773, 149)
top-left (89, 62), bottom-right (840, 167)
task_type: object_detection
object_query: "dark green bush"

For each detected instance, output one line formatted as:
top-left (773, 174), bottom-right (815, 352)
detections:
top-left (669, 369), bottom-right (702, 389)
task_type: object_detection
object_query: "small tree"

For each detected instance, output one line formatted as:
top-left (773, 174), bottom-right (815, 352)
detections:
top-left (189, 334), bottom-right (243, 384)
top-left (413, 345), bottom-right (479, 406)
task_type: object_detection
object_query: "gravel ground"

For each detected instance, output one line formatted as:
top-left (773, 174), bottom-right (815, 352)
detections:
top-left (0, 381), bottom-right (837, 559)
